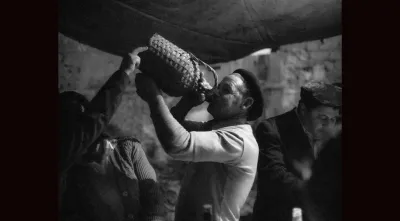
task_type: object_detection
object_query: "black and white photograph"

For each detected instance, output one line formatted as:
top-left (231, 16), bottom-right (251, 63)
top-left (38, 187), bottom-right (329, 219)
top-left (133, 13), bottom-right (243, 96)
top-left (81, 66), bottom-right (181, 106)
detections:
top-left (59, 1), bottom-right (342, 221)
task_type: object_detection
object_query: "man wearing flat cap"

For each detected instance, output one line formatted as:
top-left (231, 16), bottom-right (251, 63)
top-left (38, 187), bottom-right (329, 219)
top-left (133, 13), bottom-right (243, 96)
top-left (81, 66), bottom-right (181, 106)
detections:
top-left (252, 81), bottom-right (342, 221)
top-left (135, 69), bottom-right (264, 221)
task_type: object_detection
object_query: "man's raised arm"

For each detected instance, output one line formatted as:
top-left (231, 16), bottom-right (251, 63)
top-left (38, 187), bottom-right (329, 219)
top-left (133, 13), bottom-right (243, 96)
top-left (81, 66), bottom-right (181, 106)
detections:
top-left (60, 47), bottom-right (148, 173)
top-left (170, 93), bottom-right (210, 132)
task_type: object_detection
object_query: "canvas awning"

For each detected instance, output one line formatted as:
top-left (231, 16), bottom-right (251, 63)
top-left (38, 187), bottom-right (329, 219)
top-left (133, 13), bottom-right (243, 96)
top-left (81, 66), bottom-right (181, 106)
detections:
top-left (59, 0), bottom-right (341, 63)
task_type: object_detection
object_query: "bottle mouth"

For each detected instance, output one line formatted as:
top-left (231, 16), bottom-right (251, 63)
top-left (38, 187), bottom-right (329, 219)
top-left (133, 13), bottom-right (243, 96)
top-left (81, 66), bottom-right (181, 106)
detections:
top-left (204, 89), bottom-right (216, 103)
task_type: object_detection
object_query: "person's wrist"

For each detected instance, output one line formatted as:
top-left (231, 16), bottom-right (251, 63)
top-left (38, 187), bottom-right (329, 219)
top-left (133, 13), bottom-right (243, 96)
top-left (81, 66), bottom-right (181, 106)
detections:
top-left (181, 96), bottom-right (199, 108)
top-left (180, 99), bottom-right (195, 108)
top-left (146, 92), bottom-right (162, 104)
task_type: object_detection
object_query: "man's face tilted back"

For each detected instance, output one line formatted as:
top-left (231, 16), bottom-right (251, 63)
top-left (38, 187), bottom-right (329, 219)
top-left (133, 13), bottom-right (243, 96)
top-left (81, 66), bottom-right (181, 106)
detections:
top-left (207, 73), bottom-right (254, 121)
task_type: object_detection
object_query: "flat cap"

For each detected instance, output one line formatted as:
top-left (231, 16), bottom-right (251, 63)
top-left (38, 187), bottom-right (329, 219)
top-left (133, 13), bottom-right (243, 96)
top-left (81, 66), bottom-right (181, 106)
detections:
top-left (301, 81), bottom-right (342, 107)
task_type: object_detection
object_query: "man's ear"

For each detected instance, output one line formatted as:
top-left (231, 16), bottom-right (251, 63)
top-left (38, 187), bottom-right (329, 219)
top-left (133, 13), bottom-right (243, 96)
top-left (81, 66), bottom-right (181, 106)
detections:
top-left (242, 97), bottom-right (254, 110)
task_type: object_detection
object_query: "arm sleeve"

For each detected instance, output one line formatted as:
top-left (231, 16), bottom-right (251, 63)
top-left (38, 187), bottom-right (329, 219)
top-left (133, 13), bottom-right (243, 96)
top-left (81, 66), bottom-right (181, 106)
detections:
top-left (131, 142), bottom-right (165, 221)
top-left (255, 120), bottom-right (305, 205)
top-left (59, 70), bottom-right (130, 174)
top-left (178, 120), bottom-right (211, 132)
top-left (170, 104), bottom-right (210, 132)
top-left (168, 128), bottom-right (244, 163)
top-left (87, 70), bottom-right (130, 118)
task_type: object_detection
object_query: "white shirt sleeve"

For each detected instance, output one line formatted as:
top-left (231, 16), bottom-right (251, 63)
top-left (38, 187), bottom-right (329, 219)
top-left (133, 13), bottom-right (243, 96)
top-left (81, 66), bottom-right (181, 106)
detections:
top-left (180, 120), bottom-right (210, 132)
top-left (168, 128), bottom-right (244, 163)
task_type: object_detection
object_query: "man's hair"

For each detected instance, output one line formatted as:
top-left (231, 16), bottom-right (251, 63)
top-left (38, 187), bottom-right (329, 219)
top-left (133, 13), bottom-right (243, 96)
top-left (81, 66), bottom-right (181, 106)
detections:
top-left (235, 74), bottom-right (256, 120)
top-left (232, 69), bottom-right (264, 121)
top-left (235, 74), bottom-right (251, 97)
top-left (59, 91), bottom-right (90, 112)
top-left (299, 95), bottom-right (325, 110)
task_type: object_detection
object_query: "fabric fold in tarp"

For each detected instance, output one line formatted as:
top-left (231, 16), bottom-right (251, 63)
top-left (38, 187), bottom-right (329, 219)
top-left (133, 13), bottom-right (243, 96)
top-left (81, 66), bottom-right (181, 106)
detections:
top-left (59, 0), bottom-right (341, 64)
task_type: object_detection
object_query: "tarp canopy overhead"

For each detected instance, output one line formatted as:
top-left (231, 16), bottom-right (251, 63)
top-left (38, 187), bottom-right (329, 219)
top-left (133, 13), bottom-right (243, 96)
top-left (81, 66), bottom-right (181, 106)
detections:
top-left (59, 0), bottom-right (341, 64)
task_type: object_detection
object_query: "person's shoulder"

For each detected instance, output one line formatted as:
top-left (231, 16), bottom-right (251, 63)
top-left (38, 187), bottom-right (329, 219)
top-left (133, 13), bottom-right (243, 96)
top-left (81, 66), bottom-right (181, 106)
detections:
top-left (256, 117), bottom-right (277, 133)
top-left (219, 124), bottom-right (258, 147)
top-left (212, 125), bottom-right (250, 150)
top-left (217, 123), bottom-right (253, 135)
top-left (114, 136), bottom-right (141, 144)
top-left (257, 109), bottom-right (297, 130)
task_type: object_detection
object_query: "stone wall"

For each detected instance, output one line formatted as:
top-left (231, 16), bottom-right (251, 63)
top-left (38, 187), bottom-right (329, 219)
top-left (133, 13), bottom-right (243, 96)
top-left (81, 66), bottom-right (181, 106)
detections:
top-left (212, 35), bottom-right (342, 121)
top-left (268, 35), bottom-right (342, 117)
top-left (59, 33), bottom-right (341, 221)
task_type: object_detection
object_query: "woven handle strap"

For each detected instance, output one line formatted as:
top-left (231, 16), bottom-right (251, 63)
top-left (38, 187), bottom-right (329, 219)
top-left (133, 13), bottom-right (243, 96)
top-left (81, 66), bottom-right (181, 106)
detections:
top-left (188, 52), bottom-right (218, 91)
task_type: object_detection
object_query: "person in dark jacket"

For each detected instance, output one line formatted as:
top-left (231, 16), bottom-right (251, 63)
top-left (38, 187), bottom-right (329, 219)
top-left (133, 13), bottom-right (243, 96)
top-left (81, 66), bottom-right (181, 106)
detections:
top-left (303, 132), bottom-right (342, 221)
top-left (252, 81), bottom-right (342, 221)
top-left (61, 124), bottom-right (165, 221)
top-left (59, 47), bottom-right (147, 204)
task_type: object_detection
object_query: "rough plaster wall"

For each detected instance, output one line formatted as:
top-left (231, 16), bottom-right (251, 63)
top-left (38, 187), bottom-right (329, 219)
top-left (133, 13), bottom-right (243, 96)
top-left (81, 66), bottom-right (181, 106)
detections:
top-left (270, 35), bottom-right (342, 117)
top-left (58, 33), bottom-right (341, 220)
top-left (212, 35), bottom-right (342, 120)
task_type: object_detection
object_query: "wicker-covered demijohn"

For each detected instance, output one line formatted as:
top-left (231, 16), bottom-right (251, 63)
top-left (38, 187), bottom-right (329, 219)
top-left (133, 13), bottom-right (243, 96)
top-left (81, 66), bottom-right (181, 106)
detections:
top-left (139, 33), bottom-right (218, 98)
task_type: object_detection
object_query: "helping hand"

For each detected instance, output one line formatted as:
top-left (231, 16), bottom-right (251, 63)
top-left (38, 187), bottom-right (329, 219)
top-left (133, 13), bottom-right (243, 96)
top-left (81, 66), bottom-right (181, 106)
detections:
top-left (135, 73), bottom-right (161, 103)
top-left (293, 158), bottom-right (313, 181)
top-left (119, 46), bottom-right (148, 75)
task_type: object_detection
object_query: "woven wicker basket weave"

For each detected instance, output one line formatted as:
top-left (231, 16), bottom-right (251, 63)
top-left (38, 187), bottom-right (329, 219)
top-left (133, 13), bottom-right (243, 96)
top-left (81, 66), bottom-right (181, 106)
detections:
top-left (138, 33), bottom-right (218, 97)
